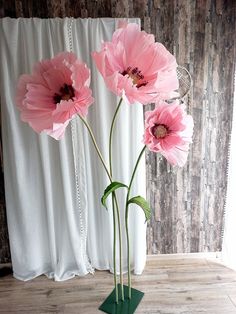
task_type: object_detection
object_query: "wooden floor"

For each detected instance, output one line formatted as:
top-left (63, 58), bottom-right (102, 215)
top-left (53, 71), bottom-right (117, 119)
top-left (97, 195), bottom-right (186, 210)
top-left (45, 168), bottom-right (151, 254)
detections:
top-left (1, 254), bottom-right (236, 314)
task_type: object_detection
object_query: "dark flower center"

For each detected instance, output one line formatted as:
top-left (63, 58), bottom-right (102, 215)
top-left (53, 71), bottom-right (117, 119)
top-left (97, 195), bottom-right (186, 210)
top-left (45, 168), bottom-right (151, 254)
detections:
top-left (152, 124), bottom-right (169, 138)
top-left (53, 84), bottom-right (75, 104)
top-left (121, 67), bottom-right (148, 88)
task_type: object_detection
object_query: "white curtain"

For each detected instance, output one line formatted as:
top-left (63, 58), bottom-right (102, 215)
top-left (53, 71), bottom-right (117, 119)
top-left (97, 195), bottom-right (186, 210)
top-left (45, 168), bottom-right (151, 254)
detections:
top-left (0, 18), bottom-right (147, 281)
top-left (222, 72), bottom-right (236, 270)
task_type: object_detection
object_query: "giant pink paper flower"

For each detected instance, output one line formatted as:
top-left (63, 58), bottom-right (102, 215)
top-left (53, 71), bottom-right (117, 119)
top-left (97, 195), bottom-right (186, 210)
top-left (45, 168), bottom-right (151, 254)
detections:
top-left (16, 52), bottom-right (94, 140)
top-left (144, 101), bottom-right (193, 166)
top-left (92, 22), bottom-right (179, 105)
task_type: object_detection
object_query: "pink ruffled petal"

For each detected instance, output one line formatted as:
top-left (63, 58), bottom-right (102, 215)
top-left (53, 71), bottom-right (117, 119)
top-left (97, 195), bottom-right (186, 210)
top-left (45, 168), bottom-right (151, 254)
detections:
top-left (43, 68), bottom-right (70, 92)
top-left (16, 52), bottom-right (93, 140)
top-left (161, 144), bottom-right (190, 167)
top-left (144, 100), bottom-right (193, 166)
top-left (21, 110), bottom-right (52, 133)
top-left (15, 74), bottom-right (33, 109)
top-left (24, 83), bottom-right (55, 110)
top-left (53, 52), bottom-right (77, 67)
top-left (180, 115), bottom-right (194, 141)
top-left (160, 133), bottom-right (184, 151)
top-left (71, 61), bottom-right (91, 91)
top-left (45, 121), bottom-right (70, 140)
top-left (93, 22), bottom-right (179, 103)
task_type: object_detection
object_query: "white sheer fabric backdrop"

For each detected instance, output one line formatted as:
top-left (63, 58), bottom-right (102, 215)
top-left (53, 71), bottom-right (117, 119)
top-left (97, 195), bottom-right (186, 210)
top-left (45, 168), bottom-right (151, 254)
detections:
top-left (222, 72), bottom-right (236, 270)
top-left (0, 18), bottom-right (147, 281)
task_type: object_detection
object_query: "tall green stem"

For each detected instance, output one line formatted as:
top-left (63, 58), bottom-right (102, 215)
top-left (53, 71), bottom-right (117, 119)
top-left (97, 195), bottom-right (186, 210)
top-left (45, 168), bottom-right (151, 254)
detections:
top-left (109, 98), bottom-right (124, 301)
top-left (78, 115), bottom-right (111, 180)
top-left (78, 114), bottom-right (119, 303)
top-left (125, 145), bottom-right (146, 299)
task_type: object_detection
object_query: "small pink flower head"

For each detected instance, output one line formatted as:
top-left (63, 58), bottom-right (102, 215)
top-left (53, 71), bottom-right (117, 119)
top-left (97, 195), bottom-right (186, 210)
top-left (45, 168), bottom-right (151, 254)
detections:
top-left (16, 52), bottom-right (94, 140)
top-left (92, 23), bottom-right (179, 105)
top-left (144, 101), bottom-right (193, 166)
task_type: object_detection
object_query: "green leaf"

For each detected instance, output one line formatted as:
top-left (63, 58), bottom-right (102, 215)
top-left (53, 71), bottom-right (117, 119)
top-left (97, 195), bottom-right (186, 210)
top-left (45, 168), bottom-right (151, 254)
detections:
top-left (127, 196), bottom-right (151, 222)
top-left (101, 181), bottom-right (128, 209)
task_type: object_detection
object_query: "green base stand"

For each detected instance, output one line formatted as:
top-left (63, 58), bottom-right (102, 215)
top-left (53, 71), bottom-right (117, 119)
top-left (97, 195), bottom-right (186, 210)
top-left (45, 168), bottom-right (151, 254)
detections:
top-left (99, 284), bottom-right (144, 314)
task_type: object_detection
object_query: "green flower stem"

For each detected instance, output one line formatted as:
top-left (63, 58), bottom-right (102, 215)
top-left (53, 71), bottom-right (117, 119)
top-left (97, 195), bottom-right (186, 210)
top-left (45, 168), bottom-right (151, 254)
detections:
top-left (125, 145), bottom-right (146, 299)
top-left (78, 115), bottom-right (111, 180)
top-left (78, 114), bottom-right (119, 303)
top-left (109, 98), bottom-right (124, 301)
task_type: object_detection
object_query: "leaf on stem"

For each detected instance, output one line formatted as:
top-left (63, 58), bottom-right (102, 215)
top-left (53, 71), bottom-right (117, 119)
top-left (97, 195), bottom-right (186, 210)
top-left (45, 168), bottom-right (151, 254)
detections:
top-left (101, 181), bottom-right (128, 209)
top-left (127, 196), bottom-right (151, 222)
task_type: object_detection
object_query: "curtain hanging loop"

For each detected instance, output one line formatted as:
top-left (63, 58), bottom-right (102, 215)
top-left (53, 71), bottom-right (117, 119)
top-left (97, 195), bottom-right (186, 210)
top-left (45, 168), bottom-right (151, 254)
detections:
top-left (67, 17), bottom-right (74, 53)
top-left (67, 17), bottom-right (94, 274)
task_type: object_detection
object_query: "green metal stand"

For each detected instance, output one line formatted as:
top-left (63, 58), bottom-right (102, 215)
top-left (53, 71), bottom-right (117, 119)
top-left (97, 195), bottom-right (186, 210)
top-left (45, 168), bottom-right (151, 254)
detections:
top-left (99, 284), bottom-right (144, 314)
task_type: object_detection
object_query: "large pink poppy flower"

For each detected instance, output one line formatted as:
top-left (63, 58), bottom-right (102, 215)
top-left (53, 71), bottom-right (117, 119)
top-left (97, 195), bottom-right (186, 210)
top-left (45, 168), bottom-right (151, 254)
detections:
top-left (92, 22), bottom-right (179, 105)
top-left (16, 52), bottom-right (94, 140)
top-left (144, 101), bottom-right (193, 166)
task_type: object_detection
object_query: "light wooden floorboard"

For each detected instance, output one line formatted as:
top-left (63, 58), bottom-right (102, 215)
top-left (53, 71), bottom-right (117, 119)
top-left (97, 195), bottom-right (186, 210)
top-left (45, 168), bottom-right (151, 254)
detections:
top-left (0, 254), bottom-right (236, 314)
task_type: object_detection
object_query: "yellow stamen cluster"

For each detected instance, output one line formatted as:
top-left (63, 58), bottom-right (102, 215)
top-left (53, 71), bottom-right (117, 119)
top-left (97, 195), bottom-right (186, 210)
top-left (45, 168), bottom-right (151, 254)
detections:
top-left (155, 125), bottom-right (168, 138)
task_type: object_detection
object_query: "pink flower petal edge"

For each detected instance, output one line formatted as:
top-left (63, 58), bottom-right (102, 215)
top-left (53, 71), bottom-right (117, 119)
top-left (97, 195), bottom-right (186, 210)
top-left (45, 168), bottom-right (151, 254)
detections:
top-left (144, 100), bottom-right (194, 167)
top-left (92, 23), bottom-right (179, 105)
top-left (16, 52), bottom-right (94, 140)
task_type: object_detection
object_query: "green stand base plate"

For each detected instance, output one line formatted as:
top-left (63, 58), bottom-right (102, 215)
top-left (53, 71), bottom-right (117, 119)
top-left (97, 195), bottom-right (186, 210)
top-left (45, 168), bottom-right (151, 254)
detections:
top-left (99, 284), bottom-right (144, 314)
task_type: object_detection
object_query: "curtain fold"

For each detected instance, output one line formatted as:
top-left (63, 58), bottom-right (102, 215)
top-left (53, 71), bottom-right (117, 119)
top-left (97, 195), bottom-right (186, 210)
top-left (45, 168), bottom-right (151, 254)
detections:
top-left (0, 17), bottom-right (147, 281)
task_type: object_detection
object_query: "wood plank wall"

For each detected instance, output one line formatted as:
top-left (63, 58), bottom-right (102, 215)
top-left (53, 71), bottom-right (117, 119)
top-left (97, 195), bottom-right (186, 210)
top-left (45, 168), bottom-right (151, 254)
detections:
top-left (146, 0), bottom-right (236, 254)
top-left (0, 0), bottom-right (235, 262)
